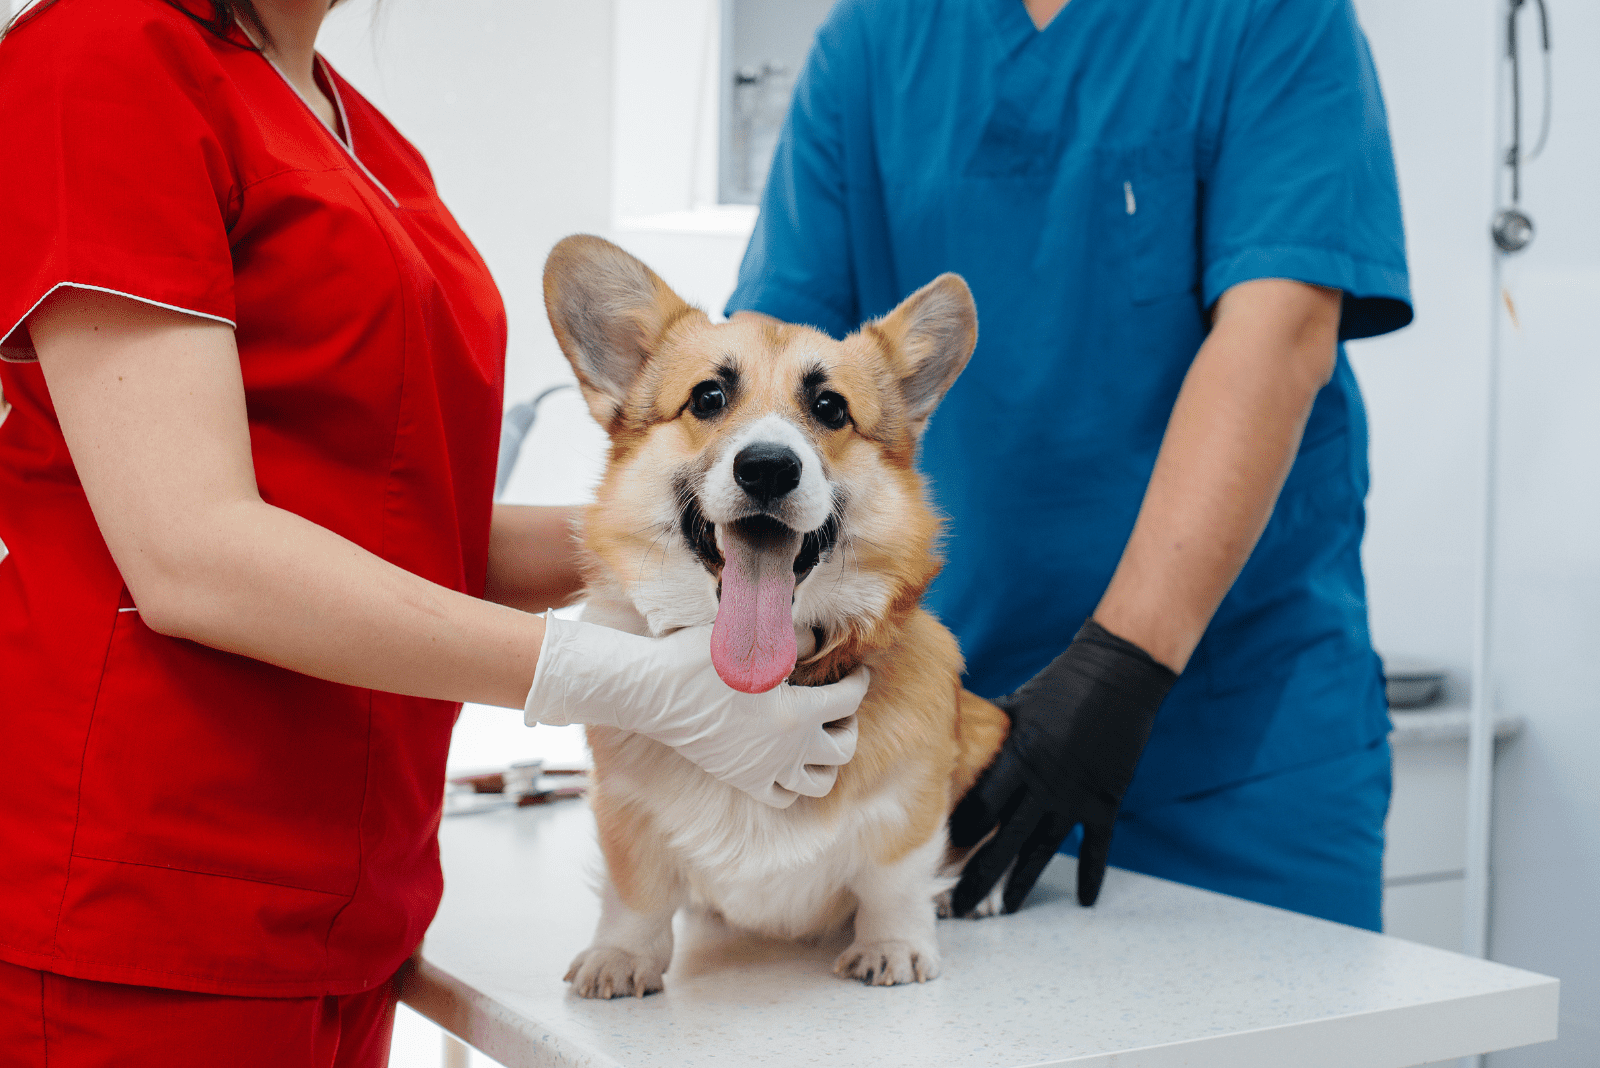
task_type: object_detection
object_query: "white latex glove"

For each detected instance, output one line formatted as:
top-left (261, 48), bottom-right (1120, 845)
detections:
top-left (525, 615), bottom-right (866, 808)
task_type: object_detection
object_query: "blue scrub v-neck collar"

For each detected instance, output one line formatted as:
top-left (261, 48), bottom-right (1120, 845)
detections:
top-left (965, 0), bottom-right (1094, 178)
top-left (984, 0), bottom-right (1089, 55)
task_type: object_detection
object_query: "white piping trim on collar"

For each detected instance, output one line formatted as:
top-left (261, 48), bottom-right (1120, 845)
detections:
top-left (1, 282), bottom-right (236, 364)
top-left (321, 57), bottom-right (355, 158)
top-left (316, 59), bottom-right (399, 209)
top-left (253, 46), bottom-right (399, 209)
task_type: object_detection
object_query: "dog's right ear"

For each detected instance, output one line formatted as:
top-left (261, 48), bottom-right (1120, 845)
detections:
top-left (544, 235), bottom-right (699, 429)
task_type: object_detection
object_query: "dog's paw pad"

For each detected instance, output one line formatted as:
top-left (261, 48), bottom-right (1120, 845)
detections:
top-left (565, 946), bottom-right (666, 1000)
top-left (933, 885), bottom-right (1004, 920)
top-left (833, 940), bottom-right (940, 986)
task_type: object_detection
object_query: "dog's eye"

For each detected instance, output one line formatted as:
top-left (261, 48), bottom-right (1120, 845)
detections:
top-left (690, 380), bottom-right (727, 419)
top-left (812, 391), bottom-right (848, 430)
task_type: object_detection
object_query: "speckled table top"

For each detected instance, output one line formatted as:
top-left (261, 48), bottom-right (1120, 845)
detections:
top-left (402, 802), bottom-right (1556, 1068)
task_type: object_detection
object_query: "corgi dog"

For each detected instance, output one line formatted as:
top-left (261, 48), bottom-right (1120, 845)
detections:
top-left (543, 235), bottom-right (1009, 999)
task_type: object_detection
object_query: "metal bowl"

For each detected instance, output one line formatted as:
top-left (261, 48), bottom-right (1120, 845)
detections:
top-left (1382, 655), bottom-right (1448, 709)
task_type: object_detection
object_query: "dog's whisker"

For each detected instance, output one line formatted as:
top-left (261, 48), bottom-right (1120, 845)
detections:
top-left (623, 517), bottom-right (675, 539)
top-left (636, 524), bottom-right (676, 573)
top-left (840, 533), bottom-right (892, 555)
top-left (839, 534), bottom-right (866, 577)
top-left (827, 542), bottom-right (855, 594)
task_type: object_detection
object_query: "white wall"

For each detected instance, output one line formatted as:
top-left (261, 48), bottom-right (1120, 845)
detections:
top-left (1347, 0), bottom-right (1496, 703)
top-left (1353, 1), bottom-right (1600, 1063)
top-left (1478, 0), bottom-right (1600, 1060)
top-left (609, 0), bottom-right (756, 314)
top-left (611, 0), bottom-right (720, 219)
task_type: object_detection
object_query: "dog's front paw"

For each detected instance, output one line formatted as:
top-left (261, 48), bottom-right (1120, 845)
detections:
top-left (833, 939), bottom-right (940, 986)
top-left (565, 946), bottom-right (666, 999)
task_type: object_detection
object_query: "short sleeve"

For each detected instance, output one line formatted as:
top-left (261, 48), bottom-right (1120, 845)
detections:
top-left (1201, 0), bottom-right (1411, 340)
top-left (0, 0), bottom-right (239, 361)
top-left (723, 6), bottom-right (860, 338)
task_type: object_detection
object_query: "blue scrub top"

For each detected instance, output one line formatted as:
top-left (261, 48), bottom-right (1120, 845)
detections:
top-left (727, 0), bottom-right (1413, 811)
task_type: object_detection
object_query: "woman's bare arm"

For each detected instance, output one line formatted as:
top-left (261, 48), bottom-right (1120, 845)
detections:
top-left (31, 288), bottom-right (543, 709)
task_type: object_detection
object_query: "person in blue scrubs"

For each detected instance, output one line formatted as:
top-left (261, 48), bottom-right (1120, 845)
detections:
top-left (727, 0), bottom-right (1412, 930)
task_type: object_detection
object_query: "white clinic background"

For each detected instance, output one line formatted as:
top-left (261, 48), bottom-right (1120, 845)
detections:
top-left (1, 0), bottom-right (1591, 1063)
top-left (316, 1), bottom-right (1600, 1065)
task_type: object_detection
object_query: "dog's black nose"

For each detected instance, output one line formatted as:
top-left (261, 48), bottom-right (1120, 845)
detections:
top-left (733, 443), bottom-right (802, 504)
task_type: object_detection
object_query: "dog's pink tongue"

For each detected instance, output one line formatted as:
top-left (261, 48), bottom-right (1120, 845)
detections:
top-left (711, 526), bottom-right (799, 694)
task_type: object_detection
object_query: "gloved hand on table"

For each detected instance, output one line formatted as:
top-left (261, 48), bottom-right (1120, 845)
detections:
top-left (948, 619), bottom-right (1178, 915)
top-left (524, 614), bottom-right (867, 809)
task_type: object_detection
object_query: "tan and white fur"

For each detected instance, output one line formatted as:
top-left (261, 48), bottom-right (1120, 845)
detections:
top-left (543, 235), bottom-right (1009, 999)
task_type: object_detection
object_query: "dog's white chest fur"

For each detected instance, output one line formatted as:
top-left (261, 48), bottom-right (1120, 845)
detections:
top-left (604, 730), bottom-right (928, 937)
top-left (580, 591), bottom-right (935, 941)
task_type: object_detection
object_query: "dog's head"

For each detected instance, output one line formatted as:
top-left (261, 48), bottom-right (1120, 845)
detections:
top-left (545, 235), bottom-right (976, 694)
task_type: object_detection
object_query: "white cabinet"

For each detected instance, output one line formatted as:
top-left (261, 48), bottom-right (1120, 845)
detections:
top-left (1386, 733), bottom-right (1470, 883)
top-left (1383, 707), bottom-right (1521, 951)
top-left (1386, 879), bottom-right (1468, 953)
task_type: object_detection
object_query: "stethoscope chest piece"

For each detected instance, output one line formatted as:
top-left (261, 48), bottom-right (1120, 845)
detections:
top-left (1492, 208), bottom-right (1535, 253)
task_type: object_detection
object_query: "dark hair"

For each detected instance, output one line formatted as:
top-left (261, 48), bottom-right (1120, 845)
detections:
top-left (3, 0), bottom-right (272, 49)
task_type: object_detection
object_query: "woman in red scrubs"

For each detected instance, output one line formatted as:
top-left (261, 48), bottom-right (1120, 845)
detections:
top-left (0, 0), bottom-right (863, 1063)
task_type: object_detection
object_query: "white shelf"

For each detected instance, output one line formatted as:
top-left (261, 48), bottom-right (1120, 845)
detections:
top-left (1388, 701), bottom-right (1524, 746)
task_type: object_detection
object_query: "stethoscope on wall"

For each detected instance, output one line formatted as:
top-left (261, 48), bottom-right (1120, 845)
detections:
top-left (495, 383), bottom-right (576, 500)
top-left (1491, 0), bottom-right (1552, 254)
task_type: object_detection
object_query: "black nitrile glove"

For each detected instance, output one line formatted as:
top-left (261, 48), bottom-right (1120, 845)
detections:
top-left (948, 619), bottom-right (1178, 915)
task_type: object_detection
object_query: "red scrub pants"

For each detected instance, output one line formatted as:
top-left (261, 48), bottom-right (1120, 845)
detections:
top-left (0, 958), bottom-right (397, 1067)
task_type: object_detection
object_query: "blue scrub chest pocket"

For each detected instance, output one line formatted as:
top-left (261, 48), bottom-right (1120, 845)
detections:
top-left (1103, 133), bottom-right (1201, 306)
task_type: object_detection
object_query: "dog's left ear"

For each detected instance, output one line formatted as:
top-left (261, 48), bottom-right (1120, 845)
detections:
top-left (872, 273), bottom-right (978, 435)
top-left (544, 235), bottom-right (701, 430)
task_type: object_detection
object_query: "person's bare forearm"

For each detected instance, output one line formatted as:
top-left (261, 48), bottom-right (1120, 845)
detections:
top-left (1094, 279), bottom-right (1341, 672)
top-left (143, 496), bottom-right (545, 708)
top-left (30, 289), bottom-right (544, 710)
top-left (485, 504), bottom-right (585, 613)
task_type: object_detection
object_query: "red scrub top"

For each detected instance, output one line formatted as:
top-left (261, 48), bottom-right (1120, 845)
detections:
top-left (0, 0), bottom-right (505, 996)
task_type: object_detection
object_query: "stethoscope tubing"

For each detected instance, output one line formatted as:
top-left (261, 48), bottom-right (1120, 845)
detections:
top-left (1496, 0), bottom-right (1551, 252)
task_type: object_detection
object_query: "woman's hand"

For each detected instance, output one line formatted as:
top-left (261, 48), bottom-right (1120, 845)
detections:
top-left (526, 616), bottom-right (867, 807)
